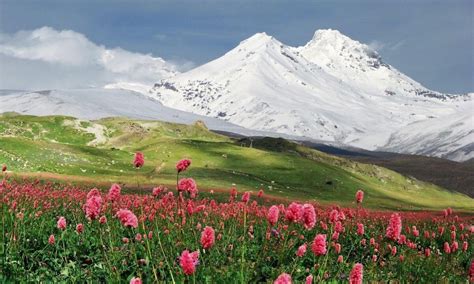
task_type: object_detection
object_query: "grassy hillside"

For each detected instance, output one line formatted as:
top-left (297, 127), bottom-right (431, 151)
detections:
top-left (0, 113), bottom-right (473, 210)
top-left (303, 141), bottom-right (474, 198)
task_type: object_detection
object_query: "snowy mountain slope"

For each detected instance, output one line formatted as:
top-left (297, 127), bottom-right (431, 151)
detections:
top-left (0, 88), bottom-right (299, 138)
top-left (148, 30), bottom-right (473, 161)
top-left (383, 101), bottom-right (474, 161)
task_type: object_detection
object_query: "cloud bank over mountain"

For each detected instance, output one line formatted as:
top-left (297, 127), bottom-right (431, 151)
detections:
top-left (0, 27), bottom-right (179, 89)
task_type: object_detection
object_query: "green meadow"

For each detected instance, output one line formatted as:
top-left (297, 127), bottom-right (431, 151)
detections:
top-left (1, 113), bottom-right (472, 211)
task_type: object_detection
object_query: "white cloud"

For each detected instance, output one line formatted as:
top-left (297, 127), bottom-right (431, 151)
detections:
top-left (0, 27), bottom-right (182, 90)
top-left (368, 39), bottom-right (406, 52)
top-left (368, 40), bottom-right (385, 51)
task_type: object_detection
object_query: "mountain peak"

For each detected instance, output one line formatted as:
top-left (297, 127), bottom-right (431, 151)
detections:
top-left (238, 32), bottom-right (281, 49)
top-left (308, 29), bottom-right (366, 50)
top-left (312, 29), bottom-right (347, 41)
top-left (300, 28), bottom-right (386, 72)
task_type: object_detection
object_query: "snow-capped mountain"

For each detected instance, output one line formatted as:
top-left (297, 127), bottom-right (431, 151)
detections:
top-left (2, 29), bottom-right (471, 161)
top-left (148, 29), bottom-right (473, 161)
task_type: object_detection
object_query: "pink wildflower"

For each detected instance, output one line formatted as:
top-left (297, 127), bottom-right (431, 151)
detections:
top-left (84, 195), bottom-right (102, 220)
top-left (86, 188), bottom-right (101, 199)
top-left (200, 226), bottom-right (215, 249)
top-left (285, 202), bottom-right (303, 223)
top-left (385, 213), bottom-right (402, 241)
top-left (274, 273), bottom-right (292, 284)
top-left (355, 190), bottom-right (364, 203)
top-left (296, 243), bottom-right (307, 257)
top-left (349, 263), bottom-right (363, 284)
top-left (424, 248), bottom-right (431, 257)
top-left (76, 223), bottom-right (84, 234)
top-left (133, 152), bottom-right (144, 168)
top-left (267, 205), bottom-right (280, 226)
top-left (99, 216), bottom-right (107, 224)
top-left (152, 186), bottom-right (164, 196)
top-left (130, 277), bottom-right (142, 284)
top-left (116, 209), bottom-right (138, 228)
top-left (57, 216), bottom-right (67, 230)
top-left (107, 183), bottom-right (121, 202)
top-left (311, 234), bottom-right (327, 256)
top-left (179, 250), bottom-right (199, 275)
top-left (48, 234), bottom-right (55, 245)
top-left (305, 275), bottom-right (313, 284)
top-left (241, 191), bottom-right (251, 203)
top-left (357, 223), bottom-right (364, 236)
top-left (302, 204), bottom-right (316, 230)
top-left (443, 242), bottom-right (451, 254)
top-left (178, 178), bottom-right (198, 198)
top-left (176, 159), bottom-right (191, 173)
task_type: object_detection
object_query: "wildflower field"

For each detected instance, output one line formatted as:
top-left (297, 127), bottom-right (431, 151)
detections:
top-left (1, 158), bottom-right (473, 283)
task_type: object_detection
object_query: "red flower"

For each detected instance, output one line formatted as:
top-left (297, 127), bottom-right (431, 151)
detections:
top-left (133, 152), bottom-right (144, 168)
top-left (76, 223), bottom-right (84, 234)
top-left (176, 159), bottom-right (191, 173)
top-left (355, 190), bottom-right (364, 203)
top-left (200, 226), bottom-right (215, 249)
top-left (305, 275), bottom-right (313, 284)
top-left (357, 223), bottom-right (364, 236)
top-left (179, 250), bottom-right (199, 275)
top-left (48, 234), bottom-right (55, 245)
top-left (274, 273), bottom-right (292, 284)
top-left (349, 263), bottom-right (363, 284)
top-left (311, 234), bottom-right (327, 256)
top-left (99, 216), bottom-right (107, 224)
top-left (116, 209), bottom-right (138, 228)
top-left (241, 191), bottom-right (251, 203)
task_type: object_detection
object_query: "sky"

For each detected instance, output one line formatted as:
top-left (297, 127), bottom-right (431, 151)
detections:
top-left (0, 0), bottom-right (472, 93)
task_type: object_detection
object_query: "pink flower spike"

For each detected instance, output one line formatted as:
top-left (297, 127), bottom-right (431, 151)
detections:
top-left (57, 216), bottom-right (67, 230)
top-left (274, 273), bottom-right (292, 284)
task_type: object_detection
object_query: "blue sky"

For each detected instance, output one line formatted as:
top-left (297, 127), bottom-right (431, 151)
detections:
top-left (0, 0), bottom-right (472, 93)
